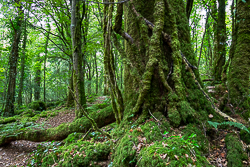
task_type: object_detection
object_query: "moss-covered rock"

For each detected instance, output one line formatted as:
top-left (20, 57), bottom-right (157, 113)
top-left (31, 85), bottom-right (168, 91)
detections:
top-left (28, 101), bottom-right (46, 111)
top-left (46, 101), bottom-right (61, 108)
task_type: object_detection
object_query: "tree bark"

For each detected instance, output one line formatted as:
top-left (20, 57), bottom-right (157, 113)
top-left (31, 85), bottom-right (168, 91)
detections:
top-left (43, 24), bottom-right (50, 102)
top-left (66, 61), bottom-right (74, 107)
top-left (17, 19), bottom-right (27, 106)
top-left (213, 0), bottom-right (226, 83)
top-left (4, 1), bottom-right (23, 116)
top-left (94, 52), bottom-right (98, 94)
top-left (71, 0), bottom-right (87, 118)
top-left (228, 0), bottom-right (250, 112)
top-left (186, 0), bottom-right (194, 20)
top-left (112, 0), bottom-right (225, 128)
top-left (34, 54), bottom-right (41, 101)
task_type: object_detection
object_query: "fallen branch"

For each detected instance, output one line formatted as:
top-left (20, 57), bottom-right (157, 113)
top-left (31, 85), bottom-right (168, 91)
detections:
top-left (0, 106), bottom-right (115, 146)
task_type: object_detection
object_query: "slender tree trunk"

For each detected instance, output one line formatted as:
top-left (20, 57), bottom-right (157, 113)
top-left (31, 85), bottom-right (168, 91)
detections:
top-left (104, 0), bottom-right (124, 124)
top-left (44, 24), bottom-right (50, 102)
top-left (17, 19), bottom-right (27, 106)
top-left (198, 11), bottom-right (209, 67)
top-left (222, 0), bottom-right (236, 83)
top-left (213, 0), bottom-right (226, 83)
top-left (34, 55), bottom-right (41, 101)
top-left (29, 74), bottom-right (32, 103)
top-left (71, 0), bottom-right (87, 118)
top-left (87, 62), bottom-right (92, 95)
top-left (94, 53), bottom-right (98, 94)
top-left (4, 1), bottom-right (23, 116)
top-left (66, 61), bottom-right (74, 107)
top-left (186, 0), bottom-right (194, 20)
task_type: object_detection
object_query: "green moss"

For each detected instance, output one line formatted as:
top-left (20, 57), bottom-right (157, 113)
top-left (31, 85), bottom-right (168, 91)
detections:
top-left (240, 127), bottom-right (250, 145)
top-left (46, 101), bottom-right (62, 109)
top-left (228, 0), bottom-right (250, 113)
top-left (178, 101), bottom-right (197, 123)
top-left (137, 137), bottom-right (210, 167)
top-left (30, 140), bottom-right (110, 167)
top-left (182, 124), bottom-right (209, 153)
top-left (64, 132), bottom-right (85, 146)
top-left (168, 106), bottom-right (181, 127)
top-left (0, 117), bottom-right (16, 124)
top-left (112, 121), bottom-right (162, 166)
top-left (225, 133), bottom-right (246, 167)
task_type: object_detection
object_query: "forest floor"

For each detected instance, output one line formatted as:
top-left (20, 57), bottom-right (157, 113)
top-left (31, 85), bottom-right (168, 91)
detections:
top-left (0, 107), bottom-right (76, 167)
top-left (0, 96), bottom-right (249, 167)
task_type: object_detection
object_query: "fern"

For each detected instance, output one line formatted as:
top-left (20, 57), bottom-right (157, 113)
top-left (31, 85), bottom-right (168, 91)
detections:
top-left (208, 121), bottom-right (250, 133)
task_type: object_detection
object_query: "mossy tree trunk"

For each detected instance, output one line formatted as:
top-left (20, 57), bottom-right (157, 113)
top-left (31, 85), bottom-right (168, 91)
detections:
top-left (104, 0), bottom-right (124, 124)
top-left (228, 0), bottom-right (250, 113)
top-left (213, 0), bottom-right (226, 83)
top-left (43, 23), bottom-right (50, 103)
top-left (66, 61), bottom-right (74, 107)
top-left (111, 0), bottom-right (218, 127)
top-left (34, 51), bottom-right (41, 101)
top-left (71, 0), bottom-right (87, 118)
top-left (17, 19), bottom-right (27, 106)
top-left (94, 52), bottom-right (99, 94)
top-left (4, 1), bottom-right (23, 117)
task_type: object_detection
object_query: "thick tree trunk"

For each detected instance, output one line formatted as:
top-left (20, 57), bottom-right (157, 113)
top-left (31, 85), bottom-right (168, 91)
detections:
top-left (228, 0), bottom-right (250, 113)
top-left (117, 0), bottom-right (218, 127)
top-left (4, 2), bottom-right (23, 116)
top-left (71, 0), bottom-right (87, 118)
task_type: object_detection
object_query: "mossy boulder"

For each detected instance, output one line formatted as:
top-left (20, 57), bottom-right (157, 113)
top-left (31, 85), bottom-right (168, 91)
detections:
top-left (46, 101), bottom-right (63, 109)
top-left (28, 101), bottom-right (46, 111)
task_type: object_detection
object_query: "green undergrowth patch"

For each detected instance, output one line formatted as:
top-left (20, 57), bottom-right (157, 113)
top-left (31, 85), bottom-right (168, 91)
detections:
top-left (28, 137), bottom-right (111, 167)
top-left (111, 120), bottom-right (210, 167)
top-left (0, 121), bottom-right (46, 138)
top-left (87, 94), bottom-right (98, 103)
